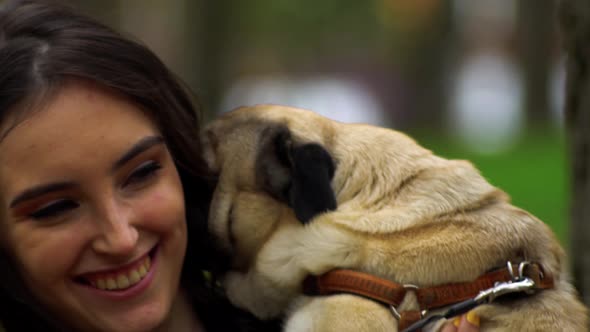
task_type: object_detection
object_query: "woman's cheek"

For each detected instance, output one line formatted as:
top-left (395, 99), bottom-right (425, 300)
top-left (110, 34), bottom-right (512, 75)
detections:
top-left (137, 177), bottom-right (186, 234)
top-left (11, 221), bottom-right (88, 283)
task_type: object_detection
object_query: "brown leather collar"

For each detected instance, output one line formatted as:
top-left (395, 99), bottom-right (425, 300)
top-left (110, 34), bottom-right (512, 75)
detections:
top-left (303, 262), bottom-right (554, 329)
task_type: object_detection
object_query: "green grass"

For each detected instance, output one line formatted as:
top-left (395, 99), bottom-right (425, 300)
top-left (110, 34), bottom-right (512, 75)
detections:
top-left (409, 127), bottom-right (569, 245)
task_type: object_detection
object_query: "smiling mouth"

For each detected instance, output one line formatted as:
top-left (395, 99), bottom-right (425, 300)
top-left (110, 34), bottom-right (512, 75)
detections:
top-left (75, 246), bottom-right (156, 291)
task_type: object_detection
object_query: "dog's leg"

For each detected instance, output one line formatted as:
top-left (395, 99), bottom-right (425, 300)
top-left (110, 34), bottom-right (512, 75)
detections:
top-left (223, 268), bottom-right (297, 319)
top-left (284, 294), bottom-right (397, 332)
top-left (221, 225), bottom-right (323, 319)
top-left (224, 223), bottom-right (364, 320)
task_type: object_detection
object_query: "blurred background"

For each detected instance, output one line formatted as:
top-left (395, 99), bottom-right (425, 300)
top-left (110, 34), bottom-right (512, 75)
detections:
top-left (64, 1), bottom-right (566, 246)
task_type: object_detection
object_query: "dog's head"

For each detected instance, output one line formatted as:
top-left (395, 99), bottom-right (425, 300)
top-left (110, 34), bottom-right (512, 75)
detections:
top-left (202, 105), bottom-right (341, 269)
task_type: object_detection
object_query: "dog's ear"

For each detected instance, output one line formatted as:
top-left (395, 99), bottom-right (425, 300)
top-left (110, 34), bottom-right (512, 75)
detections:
top-left (289, 142), bottom-right (338, 224)
top-left (256, 126), bottom-right (337, 224)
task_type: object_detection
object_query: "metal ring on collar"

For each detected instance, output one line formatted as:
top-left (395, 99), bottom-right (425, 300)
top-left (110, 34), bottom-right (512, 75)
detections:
top-left (518, 261), bottom-right (531, 280)
top-left (403, 284), bottom-right (419, 290)
top-left (389, 305), bottom-right (402, 320)
top-left (507, 261), bottom-right (515, 280)
top-left (389, 306), bottom-right (427, 321)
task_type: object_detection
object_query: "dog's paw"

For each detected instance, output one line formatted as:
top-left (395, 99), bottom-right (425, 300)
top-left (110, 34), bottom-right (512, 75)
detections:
top-left (223, 271), bottom-right (286, 319)
top-left (222, 271), bottom-right (251, 310)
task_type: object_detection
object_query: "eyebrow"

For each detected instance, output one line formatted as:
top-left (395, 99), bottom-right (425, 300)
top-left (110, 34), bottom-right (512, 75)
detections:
top-left (111, 135), bottom-right (165, 172)
top-left (9, 182), bottom-right (76, 208)
top-left (8, 135), bottom-right (165, 208)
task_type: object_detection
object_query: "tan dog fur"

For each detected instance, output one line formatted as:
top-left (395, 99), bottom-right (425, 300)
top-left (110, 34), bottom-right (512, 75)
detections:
top-left (202, 105), bottom-right (589, 331)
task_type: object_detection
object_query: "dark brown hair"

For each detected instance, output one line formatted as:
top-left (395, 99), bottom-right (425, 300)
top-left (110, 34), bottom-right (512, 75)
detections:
top-left (0, 1), bottom-right (278, 331)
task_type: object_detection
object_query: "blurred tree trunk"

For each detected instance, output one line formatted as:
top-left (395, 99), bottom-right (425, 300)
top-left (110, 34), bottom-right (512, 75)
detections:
top-left (186, 0), bottom-right (233, 120)
top-left (559, 0), bottom-right (590, 309)
top-left (518, 0), bottom-right (555, 125)
top-left (402, 1), bottom-right (452, 128)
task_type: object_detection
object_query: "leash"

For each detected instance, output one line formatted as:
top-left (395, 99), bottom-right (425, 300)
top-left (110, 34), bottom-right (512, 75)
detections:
top-left (400, 277), bottom-right (536, 332)
top-left (302, 261), bottom-right (554, 331)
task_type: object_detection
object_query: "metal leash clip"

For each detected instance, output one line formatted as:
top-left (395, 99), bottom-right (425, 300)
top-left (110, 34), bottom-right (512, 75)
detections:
top-left (473, 277), bottom-right (535, 304)
top-left (401, 275), bottom-right (537, 332)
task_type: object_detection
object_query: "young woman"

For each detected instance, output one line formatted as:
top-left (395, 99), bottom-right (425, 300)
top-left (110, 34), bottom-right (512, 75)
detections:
top-left (0, 1), bottom-right (479, 331)
top-left (0, 1), bottom-right (284, 330)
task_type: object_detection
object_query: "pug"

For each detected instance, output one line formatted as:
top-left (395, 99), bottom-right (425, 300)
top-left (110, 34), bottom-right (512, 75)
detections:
top-left (202, 104), bottom-right (588, 331)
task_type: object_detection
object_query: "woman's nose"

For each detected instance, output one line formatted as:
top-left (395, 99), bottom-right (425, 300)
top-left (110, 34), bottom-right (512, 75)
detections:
top-left (92, 202), bottom-right (139, 256)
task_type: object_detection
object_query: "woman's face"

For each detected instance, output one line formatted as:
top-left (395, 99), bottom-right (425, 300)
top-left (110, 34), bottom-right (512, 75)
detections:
top-left (0, 82), bottom-right (188, 332)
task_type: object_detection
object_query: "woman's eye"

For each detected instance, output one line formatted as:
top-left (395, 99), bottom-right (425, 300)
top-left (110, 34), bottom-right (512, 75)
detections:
top-left (123, 161), bottom-right (162, 188)
top-left (29, 199), bottom-right (79, 220)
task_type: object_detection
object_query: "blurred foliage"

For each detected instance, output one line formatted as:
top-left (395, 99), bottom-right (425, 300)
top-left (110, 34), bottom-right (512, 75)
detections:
top-left (231, 0), bottom-right (382, 58)
top-left (223, 0), bottom-right (449, 73)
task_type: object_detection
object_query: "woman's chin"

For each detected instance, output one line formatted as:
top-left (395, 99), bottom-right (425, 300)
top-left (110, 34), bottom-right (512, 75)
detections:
top-left (94, 302), bottom-right (172, 332)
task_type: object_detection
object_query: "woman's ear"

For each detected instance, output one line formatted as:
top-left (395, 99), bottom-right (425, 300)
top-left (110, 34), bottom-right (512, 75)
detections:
top-left (256, 126), bottom-right (337, 224)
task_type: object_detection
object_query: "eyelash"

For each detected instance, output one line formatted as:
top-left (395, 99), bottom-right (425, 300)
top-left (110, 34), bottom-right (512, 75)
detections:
top-left (28, 161), bottom-right (163, 221)
top-left (29, 199), bottom-right (79, 220)
top-left (122, 160), bottom-right (162, 188)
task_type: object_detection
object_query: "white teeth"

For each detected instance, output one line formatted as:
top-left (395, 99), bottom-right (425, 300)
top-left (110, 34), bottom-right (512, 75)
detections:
top-left (138, 265), bottom-right (147, 277)
top-left (117, 275), bottom-right (130, 289)
top-left (129, 270), bottom-right (140, 284)
top-left (97, 279), bottom-right (107, 290)
top-left (106, 278), bottom-right (117, 290)
top-left (85, 255), bottom-right (152, 291)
